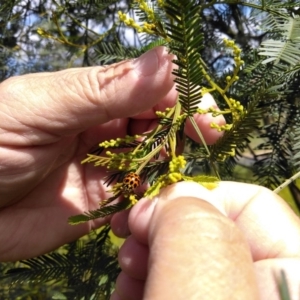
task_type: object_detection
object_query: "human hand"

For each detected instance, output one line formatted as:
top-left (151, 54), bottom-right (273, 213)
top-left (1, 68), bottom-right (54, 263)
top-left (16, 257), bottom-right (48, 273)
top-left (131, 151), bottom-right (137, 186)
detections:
top-left (0, 47), bottom-right (224, 261)
top-left (111, 181), bottom-right (300, 300)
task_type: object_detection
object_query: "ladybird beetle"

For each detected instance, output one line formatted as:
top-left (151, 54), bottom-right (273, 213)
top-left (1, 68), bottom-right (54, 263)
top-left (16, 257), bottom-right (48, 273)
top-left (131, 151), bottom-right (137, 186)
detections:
top-left (123, 172), bottom-right (141, 192)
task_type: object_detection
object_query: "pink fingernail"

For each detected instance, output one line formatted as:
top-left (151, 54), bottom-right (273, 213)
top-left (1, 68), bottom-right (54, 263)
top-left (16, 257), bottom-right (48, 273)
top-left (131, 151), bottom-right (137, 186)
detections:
top-left (132, 48), bottom-right (159, 76)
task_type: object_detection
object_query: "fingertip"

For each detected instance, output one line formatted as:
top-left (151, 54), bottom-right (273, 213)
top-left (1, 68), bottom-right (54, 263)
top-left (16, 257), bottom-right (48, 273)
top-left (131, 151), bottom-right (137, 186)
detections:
top-left (115, 271), bottom-right (145, 300)
top-left (110, 291), bottom-right (121, 300)
top-left (128, 197), bottom-right (156, 245)
top-left (118, 235), bottom-right (149, 280)
top-left (110, 209), bottom-right (131, 238)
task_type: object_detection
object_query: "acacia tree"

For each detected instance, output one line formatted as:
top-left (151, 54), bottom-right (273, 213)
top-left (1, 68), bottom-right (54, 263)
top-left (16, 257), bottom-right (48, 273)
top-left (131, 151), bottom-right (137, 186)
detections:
top-left (0, 0), bottom-right (299, 299)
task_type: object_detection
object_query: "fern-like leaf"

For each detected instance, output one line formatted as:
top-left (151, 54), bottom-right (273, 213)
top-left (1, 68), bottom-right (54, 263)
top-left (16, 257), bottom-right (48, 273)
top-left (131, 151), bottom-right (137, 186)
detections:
top-left (259, 16), bottom-right (300, 67)
top-left (254, 101), bottom-right (297, 189)
top-left (68, 200), bottom-right (130, 225)
top-left (1, 226), bottom-right (120, 299)
top-left (5, 253), bottom-right (73, 284)
top-left (164, 0), bottom-right (204, 115)
top-left (95, 41), bottom-right (140, 65)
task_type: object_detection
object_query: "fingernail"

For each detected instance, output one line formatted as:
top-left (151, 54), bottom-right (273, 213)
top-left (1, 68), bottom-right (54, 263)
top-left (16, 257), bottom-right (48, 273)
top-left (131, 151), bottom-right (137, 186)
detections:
top-left (132, 47), bottom-right (163, 76)
top-left (153, 181), bottom-right (226, 215)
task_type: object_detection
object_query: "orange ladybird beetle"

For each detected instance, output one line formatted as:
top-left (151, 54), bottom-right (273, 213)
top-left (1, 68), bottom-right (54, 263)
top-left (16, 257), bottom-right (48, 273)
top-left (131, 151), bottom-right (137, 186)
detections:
top-left (123, 172), bottom-right (141, 192)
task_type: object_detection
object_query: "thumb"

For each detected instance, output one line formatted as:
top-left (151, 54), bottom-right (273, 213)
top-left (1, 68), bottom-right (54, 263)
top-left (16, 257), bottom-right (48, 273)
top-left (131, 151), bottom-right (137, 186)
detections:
top-left (0, 47), bottom-right (174, 140)
top-left (129, 182), bottom-right (260, 300)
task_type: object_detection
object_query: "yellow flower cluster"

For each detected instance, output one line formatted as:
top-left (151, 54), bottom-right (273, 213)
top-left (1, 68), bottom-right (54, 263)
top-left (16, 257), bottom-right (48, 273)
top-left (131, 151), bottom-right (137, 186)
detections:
top-left (169, 155), bottom-right (186, 172)
top-left (99, 135), bottom-right (140, 148)
top-left (209, 97), bottom-right (245, 131)
top-left (223, 38), bottom-right (244, 68)
top-left (229, 98), bottom-right (244, 113)
top-left (167, 155), bottom-right (186, 183)
top-left (136, 0), bottom-right (155, 21)
top-left (175, 113), bottom-right (187, 125)
top-left (129, 194), bottom-right (138, 205)
top-left (155, 111), bottom-right (166, 118)
top-left (105, 151), bottom-right (135, 170)
top-left (157, 0), bottom-right (164, 7)
top-left (210, 123), bottom-right (232, 132)
top-left (118, 11), bottom-right (155, 34)
top-left (168, 172), bottom-right (182, 183)
top-left (155, 107), bottom-right (171, 118)
top-left (37, 28), bottom-right (52, 38)
top-left (144, 155), bottom-right (186, 198)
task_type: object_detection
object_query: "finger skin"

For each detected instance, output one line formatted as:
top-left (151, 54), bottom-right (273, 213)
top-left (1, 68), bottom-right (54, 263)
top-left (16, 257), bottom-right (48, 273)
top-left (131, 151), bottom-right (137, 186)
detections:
top-left (114, 181), bottom-right (300, 300)
top-left (0, 47), bottom-right (175, 145)
top-left (111, 209), bottom-right (131, 238)
top-left (110, 291), bottom-right (122, 300)
top-left (118, 235), bottom-right (148, 280)
top-left (114, 271), bottom-right (144, 300)
top-left (143, 197), bottom-right (259, 300)
top-left (210, 182), bottom-right (300, 259)
top-left (255, 258), bottom-right (300, 300)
